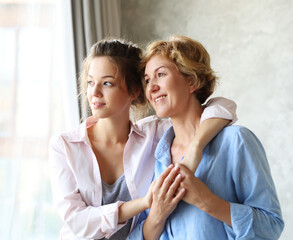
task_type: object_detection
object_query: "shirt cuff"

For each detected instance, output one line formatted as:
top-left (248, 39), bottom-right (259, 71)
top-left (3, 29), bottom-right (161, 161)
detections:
top-left (102, 201), bottom-right (126, 239)
top-left (224, 202), bottom-right (254, 239)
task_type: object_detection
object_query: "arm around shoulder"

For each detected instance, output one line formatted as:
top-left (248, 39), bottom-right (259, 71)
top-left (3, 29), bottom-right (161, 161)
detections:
top-left (182, 96), bottom-right (237, 173)
top-left (202, 97), bottom-right (238, 124)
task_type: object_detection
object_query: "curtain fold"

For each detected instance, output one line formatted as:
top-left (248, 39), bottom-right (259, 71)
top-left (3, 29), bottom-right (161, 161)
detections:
top-left (71, 0), bottom-right (121, 120)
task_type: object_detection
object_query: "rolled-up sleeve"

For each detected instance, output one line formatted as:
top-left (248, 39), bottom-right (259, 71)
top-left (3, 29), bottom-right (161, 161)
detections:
top-left (223, 128), bottom-right (284, 239)
top-left (49, 135), bottom-right (126, 239)
top-left (201, 97), bottom-right (238, 124)
top-left (224, 203), bottom-right (284, 239)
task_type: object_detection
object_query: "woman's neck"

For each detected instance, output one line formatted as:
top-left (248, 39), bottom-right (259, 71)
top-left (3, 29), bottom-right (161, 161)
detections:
top-left (88, 115), bottom-right (130, 144)
top-left (169, 98), bottom-right (203, 165)
top-left (171, 98), bottom-right (203, 150)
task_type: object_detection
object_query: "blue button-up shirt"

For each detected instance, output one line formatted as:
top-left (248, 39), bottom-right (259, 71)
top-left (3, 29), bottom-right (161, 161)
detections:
top-left (129, 125), bottom-right (284, 240)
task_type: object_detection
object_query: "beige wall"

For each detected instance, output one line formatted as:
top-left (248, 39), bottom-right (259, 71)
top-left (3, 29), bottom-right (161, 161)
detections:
top-left (122, 0), bottom-right (293, 238)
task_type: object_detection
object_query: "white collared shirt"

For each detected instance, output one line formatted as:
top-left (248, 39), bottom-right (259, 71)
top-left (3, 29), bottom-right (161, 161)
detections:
top-left (49, 97), bottom-right (237, 240)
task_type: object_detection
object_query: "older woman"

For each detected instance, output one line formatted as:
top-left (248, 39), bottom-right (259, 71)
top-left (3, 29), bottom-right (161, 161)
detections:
top-left (129, 36), bottom-right (284, 240)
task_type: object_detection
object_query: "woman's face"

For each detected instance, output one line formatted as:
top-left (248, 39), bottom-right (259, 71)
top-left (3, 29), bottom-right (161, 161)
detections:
top-left (144, 55), bottom-right (194, 119)
top-left (87, 56), bottom-right (133, 120)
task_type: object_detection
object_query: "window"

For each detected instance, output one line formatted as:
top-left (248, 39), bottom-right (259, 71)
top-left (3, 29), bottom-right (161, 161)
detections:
top-left (0, 0), bottom-right (75, 239)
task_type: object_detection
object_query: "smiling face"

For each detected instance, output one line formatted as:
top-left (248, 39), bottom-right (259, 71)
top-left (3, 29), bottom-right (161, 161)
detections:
top-left (87, 56), bottom-right (133, 120)
top-left (144, 55), bottom-right (196, 119)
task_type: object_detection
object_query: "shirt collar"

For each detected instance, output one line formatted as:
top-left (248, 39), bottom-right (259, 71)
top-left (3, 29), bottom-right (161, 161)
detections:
top-left (66, 116), bottom-right (97, 144)
top-left (130, 121), bottom-right (146, 138)
top-left (154, 126), bottom-right (175, 167)
top-left (67, 116), bottom-right (145, 144)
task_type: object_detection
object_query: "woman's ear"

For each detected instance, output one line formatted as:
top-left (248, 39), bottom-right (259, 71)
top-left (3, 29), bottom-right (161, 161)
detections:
top-left (131, 89), bottom-right (141, 102)
top-left (188, 76), bottom-right (198, 94)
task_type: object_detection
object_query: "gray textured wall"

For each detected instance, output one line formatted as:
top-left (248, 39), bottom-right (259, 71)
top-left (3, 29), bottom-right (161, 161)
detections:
top-left (122, 0), bottom-right (293, 238)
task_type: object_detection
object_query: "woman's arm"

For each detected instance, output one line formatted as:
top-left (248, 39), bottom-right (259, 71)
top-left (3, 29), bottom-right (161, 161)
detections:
top-left (182, 97), bottom-right (237, 173)
top-left (182, 118), bottom-right (230, 172)
top-left (226, 128), bottom-right (284, 239)
top-left (118, 181), bottom-right (154, 223)
top-left (178, 127), bottom-right (284, 239)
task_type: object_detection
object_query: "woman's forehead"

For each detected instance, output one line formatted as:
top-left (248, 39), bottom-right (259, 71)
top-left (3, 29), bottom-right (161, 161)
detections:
top-left (145, 55), bottom-right (177, 74)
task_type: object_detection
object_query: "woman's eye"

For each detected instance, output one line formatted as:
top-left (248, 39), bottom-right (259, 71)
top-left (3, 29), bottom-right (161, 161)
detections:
top-left (158, 73), bottom-right (165, 77)
top-left (104, 81), bottom-right (113, 86)
top-left (145, 79), bottom-right (150, 85)
top-left (87, 80), bottom-right (94, 86)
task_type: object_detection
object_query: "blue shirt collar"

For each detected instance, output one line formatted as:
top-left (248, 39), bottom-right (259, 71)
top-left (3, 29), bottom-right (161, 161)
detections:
top-left (154, 126), bottom-right (175, 167)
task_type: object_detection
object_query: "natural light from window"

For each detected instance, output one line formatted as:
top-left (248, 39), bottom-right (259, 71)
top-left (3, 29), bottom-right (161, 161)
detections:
top-left (0, 0), bottom-right (67, 239)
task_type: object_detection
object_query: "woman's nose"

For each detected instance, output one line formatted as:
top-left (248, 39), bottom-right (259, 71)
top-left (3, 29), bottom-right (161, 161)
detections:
top-left (147, 79), bottom-right (159, 93)
top-left (92, 84), bottom-right (103, 97)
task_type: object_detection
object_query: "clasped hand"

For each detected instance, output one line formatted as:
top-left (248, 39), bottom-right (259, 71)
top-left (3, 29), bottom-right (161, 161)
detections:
top-left (145, 163), bottom-right (214, 221)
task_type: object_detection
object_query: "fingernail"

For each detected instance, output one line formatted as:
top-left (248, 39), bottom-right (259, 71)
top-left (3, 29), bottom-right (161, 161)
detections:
top-left (176, 174), bottom-right (181, 179)
top-left (174, 163), bottom-right (179, 170)
top-left (168, 164), bottom-right (174, 168)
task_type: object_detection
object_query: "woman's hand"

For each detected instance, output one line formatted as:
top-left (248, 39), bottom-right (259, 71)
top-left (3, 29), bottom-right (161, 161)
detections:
top-left (142, 164), bottom-right (185, 240)
top-left (177, 163), bottom-right (232, 226)
top-left (149, 164), bottom-right (185, 221)
top-left (177, 163), bottom-right (212, 209)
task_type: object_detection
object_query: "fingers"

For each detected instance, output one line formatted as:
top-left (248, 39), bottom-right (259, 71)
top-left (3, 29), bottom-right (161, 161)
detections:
top-left (173, 187), bottom-right (185, 203)
top-left (149, 164), bottom-right (186, 218)
top-left (161, 164), bottom-right (180, 194)
top-left (166, 173), bottom-right (182, 198)
top-left (155, 164), bottom-right (174, 188)
top-left (178, 163), bottom-right (193, 176)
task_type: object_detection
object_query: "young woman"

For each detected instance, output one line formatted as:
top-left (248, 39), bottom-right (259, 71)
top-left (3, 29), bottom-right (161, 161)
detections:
top-left (129, 36), bottom-right (284, 240)
top-left (49, 39), bottom-right (237, 240)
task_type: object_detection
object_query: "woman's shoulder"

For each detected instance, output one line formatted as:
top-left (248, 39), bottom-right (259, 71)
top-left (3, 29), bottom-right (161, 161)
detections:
top-left (213, 125), bottom-right (263, 153)
top-left (133, 115), bottom-right (172, 140)
top-left (219, 125), bottom-right (256, 140)
top-left (135, 115), bottom-right (161, 125)
top-left (135, 115), bottom-right (171, 129)
top-left (49, 121), bottom-right (86, 147)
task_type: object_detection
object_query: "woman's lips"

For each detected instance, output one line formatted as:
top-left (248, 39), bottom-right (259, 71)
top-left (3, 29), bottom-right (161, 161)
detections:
top-left (154, 95), bottom-right (167, 103)
top-left (92, 102), bottom-right (106, 108)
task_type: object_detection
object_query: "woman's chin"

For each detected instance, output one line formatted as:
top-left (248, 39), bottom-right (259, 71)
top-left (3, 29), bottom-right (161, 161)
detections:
top-left (155, 111), bottom-right (169, 119)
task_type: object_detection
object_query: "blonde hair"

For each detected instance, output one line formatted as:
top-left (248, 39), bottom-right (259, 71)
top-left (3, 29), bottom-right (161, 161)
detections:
top-left (142, 36), bottom-right (218, 104)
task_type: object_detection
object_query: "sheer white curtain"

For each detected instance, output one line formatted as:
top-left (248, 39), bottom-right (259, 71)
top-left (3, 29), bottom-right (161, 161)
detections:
top-left (0, 0), bottom-right (79, 239)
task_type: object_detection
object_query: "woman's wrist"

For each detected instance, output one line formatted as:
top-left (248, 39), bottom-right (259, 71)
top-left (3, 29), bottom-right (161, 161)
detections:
top-left (149, 204), bottom-right (169, 223)
top-left (143, 210), bottom-right (166, 240)
top-left (143, 195), bottom-right (151, 210)
top-left (182, 145), bottom-right (203, 172)
top-left (193, 138), bottom-right (204, 151)
top-left (148, 209), bottom-right (166, 229)
top-left (196, 192), bottom-right (231, 226)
